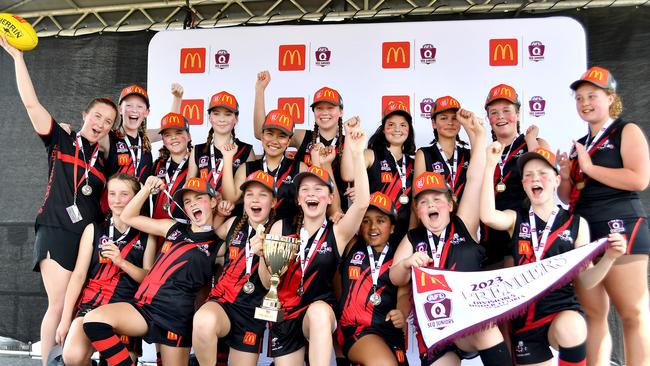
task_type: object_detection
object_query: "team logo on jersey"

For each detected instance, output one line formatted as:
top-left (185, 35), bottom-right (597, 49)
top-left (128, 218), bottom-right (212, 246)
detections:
top-left (415, 242), bottom-right (427, 253)
top-left (518, 240), bottom-right (532, 255)
top-left (232, 231), bottom-right (245, 245)
top-left (116, 141), bottom-right (128, 153)
top-left (598, 139), bottom-right (615, 150)
top-left (315, 47), bottom-right (331, 67)
top-left (432, 161), bottom-right (445, 174)
top-left (317, 241), bottom-right (332, 254)
top-left (198, 156), bottom-right (209, 168)
top-left (558, 230), bottom-right (573, 242)
top-left (529, 96), bottom-right (546, 117)
top-left (420, 44), bottom-right (437, 64)
top-left (450, 233), bottom-right (465, 245)
top-left (518, 223), bottom-right (531, 239)
top-left (395, 349), bottom-right (406, 363)
top-left (381, 172), bottom-right (393, 183)
top-left (157, 167), bottom-right (167, 177)
top-left (607, 219), bottom-right (626, 233)
top-left (214, 49), bottom-right (230, 69)
top-left (167, 331), bottom-right (179, 341)
top-left (283, 175), bottom-right (293, 185)
top-left (197, 243), bottom-right (210, 256)
top-left (199, 168), bottom-right (209, 181)
top-left (348, 266), bottom-right (361, 279)
top-left (117, 153), bottom-right (130, 166)
top-left (99, 235), bottom-right (110, 247)
top-left (528, 41), bottom-right (545, 62)
top-left (423, 292), bottom-right (453, 329)
top-left (168, 230), bottom-right (182, 240)
top-left (242, 331), bottom-right (257, 345)
top-left (420, 98), bottom-right (435, 119)
top-left (133, 240), bottom-right (143, 251)
top-left (350, 251), bottom-right (365, 265)
top-left (161, 241), bottom-right (172, 254)
top-left (380, 160), bottom-right (391, 171)
top-left (516, 341), bottom-right (530, 356)
top-left (271, 337), bottom-right (281, 351)
top-left (514, 149), bottom-right (525, 158)
top-left (229, 247), bottom-right (239, 259)
top-left (233, 158), bottom-right (242, 168)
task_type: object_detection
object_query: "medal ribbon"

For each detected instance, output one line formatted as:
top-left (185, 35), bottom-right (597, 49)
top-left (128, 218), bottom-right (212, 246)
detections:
top-left (108, 218), bottom-right (131, 246)
top-left (366, 244), bottom-right (390, 290)
top-left (435, 142), bottom-right (458, 190)
top-left (123, 134), bottom-right (142, 175)
top-left (209, 144), bottom-right (225, 187)
top-left (529, 206), bottom-right (560, 261)
top-left (299, 219), bottom-right (328, 287)
top-left (427, 226), bottom-right (448, 268)
top-left (75, 132), bottom-right (100, 190)
top-left (163, 155), bottom-right (188, 216)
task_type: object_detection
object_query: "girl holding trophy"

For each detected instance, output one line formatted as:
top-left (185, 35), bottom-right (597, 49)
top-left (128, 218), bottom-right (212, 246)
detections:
top-left (258, 118), bottom-right (369, 366)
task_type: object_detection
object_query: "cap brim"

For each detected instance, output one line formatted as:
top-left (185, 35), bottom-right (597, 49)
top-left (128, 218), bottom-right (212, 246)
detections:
top-left (310, 100), bottom-right (341, 108)
top-left (367, 204), bottom-right (397, 222)
top-left (569, 79), bottom-right (608, 91)
top-left (120, 92), bottom-right (150, 108)
top-left (383, 109), bottom-right (412, 122)
top-left (517, 152), bottom-right (559, 174)
top-left (293, 171), bottom-right (334, 192)
top-left (414, 186), bottom-right (450, 200)
top-left (240, 180), bottom-right (276, 196)
top-left (172, 187), bottom-right (216, 207)
top-left (208, 104), bottom-right (238, 113)
top-left (262, 125), bottom-right (294, 137)
top-left (485, 97), bottom-right (520, 109)
top-left (159, 125), bottom-right (187, 134)
top-left (431, 106), bottom-right (459, 119)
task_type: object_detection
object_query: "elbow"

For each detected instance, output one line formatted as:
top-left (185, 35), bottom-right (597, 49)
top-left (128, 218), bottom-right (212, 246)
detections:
top-left (631, 179), bottom-right (649, 192)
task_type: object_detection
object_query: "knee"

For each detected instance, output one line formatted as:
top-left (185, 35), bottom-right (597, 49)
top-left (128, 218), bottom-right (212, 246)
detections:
top-left (192, 311), bottom-right (219, 343)
top-left (62, 346), bottom-right (90, 366)
top-left (306, 301), bottom-right (335, 330)
top-left (617, 303), bottom-right (647, 328)
top-left (552, 312), bottom-right (587, 347)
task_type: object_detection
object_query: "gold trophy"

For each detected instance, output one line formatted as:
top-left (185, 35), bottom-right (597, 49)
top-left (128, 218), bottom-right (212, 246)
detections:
top-left (254, 233), bottom-right (299, 322)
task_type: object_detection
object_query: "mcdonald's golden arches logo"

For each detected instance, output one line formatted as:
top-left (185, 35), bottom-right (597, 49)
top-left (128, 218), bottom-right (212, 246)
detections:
top-left (415, 272), bottom-right (452, 293)
top-left (161, 241), bottom-right (172, 253)
top-left (348, 266), bottom-right (360, 279)
top-left (229, 247), bottom-right (239, 259)
top-left (117, 154), bottom-right (130, 166)
top-left (278, 44), bottom-right (306, 71)
top-left (186, 177), bottom-right (203, 189)
top-left (381, 172), bottom-right (393, 183)
top-left (243, 331), bottom-right (257, 345)
top-left (278, 97), bottom-right (305, 124)
top-left (381, 95), bottom-right (410, 117)
top-left (489, 39), bottom-right (518, 66)
top-left (180, 48), bottom-right (206, 73)
top-left (382, 42), bottom-right (410, 69)
top-left (518, 240), bottom-right (532, 255)
top-left (371, 193), bottom-right (389, 207)
top-left (587, 69), bottom-right (604, 81)
top-left (167, 331), bottom-right (179, 341)
top-left (181, 99), bottom-right (204, 125)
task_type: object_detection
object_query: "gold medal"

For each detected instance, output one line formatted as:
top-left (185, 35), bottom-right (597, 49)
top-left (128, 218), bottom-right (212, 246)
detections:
top-left (576, 181), bottom-right (585, 190)
top-left (496, 182), bottom-right (506, 193)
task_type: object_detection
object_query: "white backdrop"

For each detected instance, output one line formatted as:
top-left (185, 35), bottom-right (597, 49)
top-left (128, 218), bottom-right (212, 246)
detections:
top-left (147, 17), bottom-right (587, 155)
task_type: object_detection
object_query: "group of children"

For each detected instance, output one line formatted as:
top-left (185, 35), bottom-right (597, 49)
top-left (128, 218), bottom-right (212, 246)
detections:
top-left (2, 32), bottom-right (649, 366)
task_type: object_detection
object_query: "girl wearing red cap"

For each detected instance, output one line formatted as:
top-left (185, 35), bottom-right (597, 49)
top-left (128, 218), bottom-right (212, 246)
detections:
top-left (56, 174), bottom-right (157, 366)
top-left (336, 192), bottom-right (410, 366)
top-left (1, 35), bottom-right (118, 366)
top-left (258, 124), bottom-right (369, 366)
top-left (557, 66), bottom-right (650, 366)
top-left (82, 176), bottom-right (225, 366)
top-left (390, 110), bottom-right (514, 366)
top-left (254, 71), bottom-right (349, 211)
top-left (341, 102), bottom-right (416, 245)
top-left (192, 170), bottom-right (277, 366)
top-left (482, 84), bottom-right (549, 269)
top-left (222, 109), bottom-right (309, 222)
top-left (415, 96), bottom-right (471, 202)
top-left (171, 86), bottom-right (255, 192)
top-left (481, 144), bottom-right (626, 366)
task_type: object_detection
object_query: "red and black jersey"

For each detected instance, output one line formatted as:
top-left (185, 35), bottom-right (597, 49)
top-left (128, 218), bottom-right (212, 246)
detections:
top-left (36, 120), bottom-right (106, 234)
top-left (418, 142), bottom-right (471, 201)
top-left (509, 207), bottom-right (581, 333)
top-left (276, 218), bottom-right (340, 320)
top-left (338, 240), bottom-right (402, 345)
top-left (151, 157), bottom-right (188, 220)
top-left (194, 139), bottom-right (253, 192)
top-left (569, 118), bottom-right (647, 221)
top-left (134, 222), bottom-right (221, 337)
top-left (367, 147), bottom-right (414, 242)
top-left (209, 218), bottom-right (265, 307)
top-left (294, 130), bottom-right (348, 211)
top-left (407, 217), bottom-right (484, 271)
top-left (105, 131), bottom-right (153, 182)
top-left (77, 222), bottom-right (149, 312)
top-left (244, 158), bottom-right (300, 221)
top-left (492, 134), bottom-right (528, 211)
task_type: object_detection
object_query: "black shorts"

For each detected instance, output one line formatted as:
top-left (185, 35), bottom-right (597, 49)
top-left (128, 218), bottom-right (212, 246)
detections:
top-left (33, 225), bottom-right (81, 272)
top-left (480, 225), bottom-right (511, 267)
top-left (129, 303), bottom-right (191, 348)
top-left (268, 304), bottom-right (337, 358)
top-left (588, 217), bottom-right (650, 255)
top-left (337, 326), bottom-right (407, 365)
top-left (211, 300), bottom-right (266, 353)
top-left (75, 307), bottom-right (142, 355)
top-left (512, 320), bottom-right (554, 364)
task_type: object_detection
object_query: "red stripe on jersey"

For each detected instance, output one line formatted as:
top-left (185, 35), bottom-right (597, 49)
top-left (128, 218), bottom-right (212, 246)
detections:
top-left (135, 243), bottom-right (196, 305)
top-left (439, 225), bottom-right (456, 269)
top-left (626, 218), bottom-right (643, 255)
top-left (276, 160), bottom-right (294, 188)
top-left (516, 311), bottom-right (558, 334)
top-left (56, 151), bottom-right (106, 183)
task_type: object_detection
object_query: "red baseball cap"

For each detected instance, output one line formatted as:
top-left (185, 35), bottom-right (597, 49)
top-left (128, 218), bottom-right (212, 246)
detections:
top-left (159, 112), bottom-right (189, 133)
top-left (432, 96), bottom-right (461, 119)
top-left (208, 91), bottom-right (239, 113)
top-left (293, 165), bottom-right (334, 193)
top-left (262, 109), bottom-right (294, 137)
top-left (517, 147), bottom-right (559, 174)
top-left (240, 170), bottom-right (277, 196)
top-left (173, 177), bottom-right (217, 206)
top-left (118, 85), bottom-right (149, 108)
top-left (485, 84), bottom-right (520, 110)
top-left (368, 192), bottom-right (397, 222)
top-left (413, 172), bottom-right (452, 199)
top-left (382, 101), bottom-right (412, 122)
top-left (570, 66), bottom-right (617, 91)
top-left (310, 87), bottom-right (343, 109)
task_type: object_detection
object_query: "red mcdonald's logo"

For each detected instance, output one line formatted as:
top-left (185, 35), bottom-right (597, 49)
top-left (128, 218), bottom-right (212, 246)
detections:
top-left (117, 154), bottom-right (130, 166)
top-left (278, 97), bottom-right (305, 124)
top-left (229, 247), bottom-right (239, 259)
top-left (161, 241), bottom-right (172, 254)
top-left (395, 349), bottom-right (405, 363)
top-left (167, 331), bottom-right (178, 341)
top-left (415, 269), bottom-right (453, 293)
top-left (382, 42), bottom-right (410, 69)
top-left (348, 266), bottom-right (360, 279)
top-left (199, 168), bottom-right (209, 181)
top-left (180, 48), bottom-right (206, 73)
top-left (243, 331), bottom-right (257, 345)
top-left (120, 335), bottom-right (130, 344)
top-left (181, 99), bottom-right (204, 125)
top-left (518, 240), bottom-right (532, 255)
top-left (381, 95), bottom-right (410, 116)
top-left (381, 172), bottom-right (393, 183)
top-left (278, 45), bottom-right (306, 71)
top-left (186, 178), bottom-right (203, 189)
top-left (489, 39), bottom-right (518, 66)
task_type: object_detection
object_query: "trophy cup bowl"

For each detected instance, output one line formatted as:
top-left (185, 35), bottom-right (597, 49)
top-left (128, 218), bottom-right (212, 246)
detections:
top-left (254, 234), bottom-right (300, 322)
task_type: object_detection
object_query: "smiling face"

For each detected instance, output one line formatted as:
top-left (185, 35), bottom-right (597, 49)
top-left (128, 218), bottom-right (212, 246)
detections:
top-left (209, 107), bottom-right (238, 136)
top-left (360, 208), bottom-right (393, 248)
top-left (383, 114), bottom-right (409, 147)
top-left (574, 83), bottom-right (614, 125)
top-left (487, 100), bottom-right (519, 140)
top-left (433, 110), bottom-right (460, 140)
top-left (107, 179), bottom-right (137, 216)
top-left (182, 191), bottom-right (217, 227)
top-left (261, 128), bottom-right (291, 158)
top-left (81, 102), bottom-right (117, 143)
top-left (312, 102), bottom-right (342, 131)
top-left (521, 159), bottom-right (560, 206)
top-left (415, 191), bottom-right (453, 233)
top-left (119, 95), bottom-right (149, 135)
top-left (297, 176), bottom-right (333, 219)
top-left (161, 128), bottom-right (190, 155)
top-left (243, 184), bottom-right (276, 224)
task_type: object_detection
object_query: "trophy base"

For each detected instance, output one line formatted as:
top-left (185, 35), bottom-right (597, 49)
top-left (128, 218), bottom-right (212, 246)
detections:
top-left (255, 306), bottom-right (284, 322)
